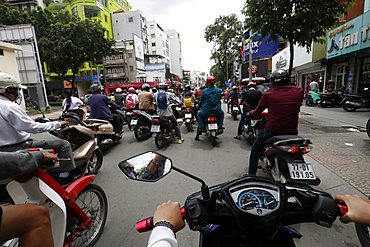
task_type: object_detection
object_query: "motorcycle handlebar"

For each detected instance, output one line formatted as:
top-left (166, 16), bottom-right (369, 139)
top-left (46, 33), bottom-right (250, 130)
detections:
top-left (136, 207), bottom-right (186, 233)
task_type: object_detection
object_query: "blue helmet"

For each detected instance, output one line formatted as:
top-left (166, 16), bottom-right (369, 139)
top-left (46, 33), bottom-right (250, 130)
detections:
top-left (142, 83), bottom-right (150, 90)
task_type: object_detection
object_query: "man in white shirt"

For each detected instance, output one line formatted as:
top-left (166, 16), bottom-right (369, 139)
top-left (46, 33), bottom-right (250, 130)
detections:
top-left (0, 72), bottom-right (75, 183)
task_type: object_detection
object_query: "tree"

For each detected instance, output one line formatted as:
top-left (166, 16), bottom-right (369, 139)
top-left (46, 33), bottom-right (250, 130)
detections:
top-left (204, 14), bottom-right (243, 88)
top-left (242, 0), bottom-right (354, 75)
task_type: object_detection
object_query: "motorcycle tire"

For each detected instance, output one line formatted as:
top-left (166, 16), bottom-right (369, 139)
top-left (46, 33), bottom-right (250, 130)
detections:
top-left (233, 113), bottom-right (237, 121)
top-left (186, 122), bottom-right (191, 132)
top-left (69, 184), bottom-right (108, 247)
top-left (355, 222), bottom-right (370, 247)
top-left (210, 136), bottom-right (216, 147)
top-left (305, 99), bottom-right (314, 106)
top-left (86, 148), bottom-right (103, 175)
top-left (343, 103), bottom-right (357, 112)
top-left (320, 101), bottom-right (329, 108)
top-left (134, 122), bottom-right (152, 141)
top-left (155, 132), bottom-right (166, 150)
top-left (366, 118), bottom-right (370, 138)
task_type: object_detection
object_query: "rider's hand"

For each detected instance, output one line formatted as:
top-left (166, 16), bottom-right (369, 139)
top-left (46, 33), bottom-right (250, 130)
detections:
top-left (60, 121), bottom-right (70, 127)
top-left (42, 152), bottom-right (57, 163)
top-left (334, 194), bottom-right (370, 225)
top-left (153, 201), bottom-right (185, 233)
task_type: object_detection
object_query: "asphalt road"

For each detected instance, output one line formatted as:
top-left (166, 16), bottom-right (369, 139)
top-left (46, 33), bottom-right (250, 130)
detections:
top-left (31, 103), bottom-right (367, 246)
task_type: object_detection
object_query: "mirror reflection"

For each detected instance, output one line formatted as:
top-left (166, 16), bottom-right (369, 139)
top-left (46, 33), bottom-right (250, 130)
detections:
top-left (119, 152), bottom-right (172, 182)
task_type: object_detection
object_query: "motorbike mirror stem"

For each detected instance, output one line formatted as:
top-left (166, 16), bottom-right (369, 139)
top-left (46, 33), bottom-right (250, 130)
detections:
top-left (172, 166), bottom-right (210, 200)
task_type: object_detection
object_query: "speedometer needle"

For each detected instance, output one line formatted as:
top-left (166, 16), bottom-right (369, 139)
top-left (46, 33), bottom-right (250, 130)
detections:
top-left (265, 201), bottom-right (274, 206)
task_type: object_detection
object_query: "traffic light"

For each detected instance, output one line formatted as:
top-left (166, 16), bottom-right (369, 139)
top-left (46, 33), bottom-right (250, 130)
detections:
top-left (238, 45), bottom-right (243, 63)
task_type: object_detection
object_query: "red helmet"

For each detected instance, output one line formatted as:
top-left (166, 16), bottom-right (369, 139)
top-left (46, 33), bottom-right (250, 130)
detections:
top-left (206, 76), bottom-right (216, 86)
top-left (128, 87), bottom-right (135, 93)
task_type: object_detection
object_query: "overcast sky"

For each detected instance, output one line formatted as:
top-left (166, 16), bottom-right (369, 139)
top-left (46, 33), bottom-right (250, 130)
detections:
top-left (128, 0), bottom-right (246, 74)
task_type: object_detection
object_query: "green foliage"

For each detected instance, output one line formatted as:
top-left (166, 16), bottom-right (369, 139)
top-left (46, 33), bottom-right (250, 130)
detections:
top-left (242, 0), bottom-right (354, 75)
top-left (205, 14), bottom-right (244, 87)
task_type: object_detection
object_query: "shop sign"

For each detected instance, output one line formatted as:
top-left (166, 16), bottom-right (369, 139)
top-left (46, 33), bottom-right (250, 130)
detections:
top-left (247, 65), bottom-right (258, 73)
top-left (326, 12), bottom-right (370, 59)
top-left (244, 31), bottom-right (279, 60)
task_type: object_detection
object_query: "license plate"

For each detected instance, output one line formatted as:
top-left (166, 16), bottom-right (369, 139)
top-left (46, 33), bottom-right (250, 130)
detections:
top-left (185, 113), bottom-right (192, 118)
top-left (288, 163), bottom-right (316, 180)
top-left (176, 107), bottom-right (182, 111)
top-left (233, 106), bottom-right (239, 111)
top-left (207, 123), bottom-right (218, 130)
top-left (151, 125), bottom-right (160, 132)
top-left (130, 119), bottom-right (138, 125)
top-left (250, 120), bottom-right (258, 127)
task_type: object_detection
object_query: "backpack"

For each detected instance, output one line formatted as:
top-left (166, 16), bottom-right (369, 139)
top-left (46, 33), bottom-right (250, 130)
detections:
top-left (156, 91), bottom-right (168, 110)
top-left (184, 97), bottom-right (192, 108)
top-left (126, 95), bottom-right (135, 110)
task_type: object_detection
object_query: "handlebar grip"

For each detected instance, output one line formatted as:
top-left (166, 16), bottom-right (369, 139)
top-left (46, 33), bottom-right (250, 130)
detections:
top-left (135, 207), bottom-right (187, 233)
top-left (337, 202), bottom-right (348, 216)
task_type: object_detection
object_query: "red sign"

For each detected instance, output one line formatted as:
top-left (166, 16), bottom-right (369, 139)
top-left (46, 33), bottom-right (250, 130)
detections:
top-left (248, 65), bottom-right (258, 74)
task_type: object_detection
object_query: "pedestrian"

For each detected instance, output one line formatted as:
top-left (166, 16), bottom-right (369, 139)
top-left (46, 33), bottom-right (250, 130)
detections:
top-left (309, 76), bottom-right (319, 93)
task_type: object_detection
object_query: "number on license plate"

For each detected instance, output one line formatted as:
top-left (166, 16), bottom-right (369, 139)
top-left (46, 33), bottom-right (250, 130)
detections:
top-left (130, 119), bottom-right (138, 125)
top-left (185, 113), bottom-right (192, 118)
top-left (233, 107), bottom-right (239, 111)
top-left (151, 125), bottom-right (160, 132)
top-left (208, 123), bottom-right (218, 130)
top-left (288, 163), bottom-right (316, 180)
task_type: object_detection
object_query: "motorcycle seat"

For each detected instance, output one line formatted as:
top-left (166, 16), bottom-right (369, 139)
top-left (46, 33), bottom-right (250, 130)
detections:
top-left (84, 119), bottom-right (110, 124)
top-left (265, 135), bottom-right (307, 146)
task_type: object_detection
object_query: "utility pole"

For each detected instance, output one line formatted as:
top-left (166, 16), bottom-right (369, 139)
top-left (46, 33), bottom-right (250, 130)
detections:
top-left (249, 29), bottom-right (253, 83)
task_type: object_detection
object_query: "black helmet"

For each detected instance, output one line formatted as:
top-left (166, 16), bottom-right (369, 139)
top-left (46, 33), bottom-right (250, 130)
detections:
top-left (184, 84), bottom-right (191, 91)
top-left (271, 69), bottom-right (290, 85)
top-left (90, 84), bottom-right (101, 92)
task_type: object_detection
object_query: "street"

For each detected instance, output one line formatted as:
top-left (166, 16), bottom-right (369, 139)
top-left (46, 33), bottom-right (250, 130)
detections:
top-left (32, 104), bottom-right (369, 246)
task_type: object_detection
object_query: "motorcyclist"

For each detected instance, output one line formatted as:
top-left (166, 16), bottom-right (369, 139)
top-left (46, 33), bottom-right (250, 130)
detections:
top-left (138, 83), bottom-right (156, 114)
top-left (141, 154), bottom-right (167, 181)
top-left (195, 76), bottom-right (224, 141)
top-left (247, 69), bottom-right (304, 175)
top-left (154, 82), bottom-right (184, 144)
top-left (234, 82), bottom-right (263, 140)
top-left (0, 72), bottom-right (75, 183)
top-left (0, 150), bottom-right (58, 246)
top-left (182, 84), bottom-right (195, 116)
top-left (62, 89), bottom-right (85, 121)
top-left (193, 85), bottom-right (205, 121)
top-left (114, 88), bottom-right (125, 108)
top-left (227, 86), bottom-right (240, 113)
top-left (126, 87), bottom-right (139, 111)
top-left (88, 84), bottom-right (123, 133)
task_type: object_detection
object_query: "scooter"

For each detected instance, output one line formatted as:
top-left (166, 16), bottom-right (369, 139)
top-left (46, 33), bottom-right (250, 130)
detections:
top-left (198, 114), bottom-right (223, 147)
top-left (342, 88), bottom-right (370, 112)
top-left (305, 91), bottom-right (321, 106)
top-left (242, 109), bottom-right (268, 143)
top-left (151, 115), bottom-right (183, 150)
top-left (183, 107), bottom-right (195, 132)
top-left (130, 110), bottom-right (155, 141)
top-left (319, 86), bottom-right (348, 108)
top-left (2, 152), bottom-right (108, 247)
top-left (230, 100), bottom-right (241, 120)
top-left (119, 152), bottom-right (348, 247)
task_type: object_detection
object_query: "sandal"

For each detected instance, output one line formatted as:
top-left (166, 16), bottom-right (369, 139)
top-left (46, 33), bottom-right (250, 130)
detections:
top-left (234, 136), bottom-right (241, 140)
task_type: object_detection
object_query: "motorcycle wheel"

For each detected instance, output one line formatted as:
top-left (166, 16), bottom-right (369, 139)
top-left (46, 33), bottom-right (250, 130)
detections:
top-left (355, 222), bottom-right (370, 247)
top-left (210, 136), bottom-right (216, 147)
top-left (186, 122), bottom-right (191, 132)
top-left (155, 132), bottom-right (166, 150)
top-left (320, 101), bottom-right (329, 108)
top-left (343, 103), bottom-right (357, 112)
top-left (86, 148), bottom-right (103, 175)
top-left (68, 184), bottom-right (107, 247)
top-left (134, 122), bottom-right (151, 141)
top-left (305, 99), bottom-right (314, 106)
top-left (233, 113), bottom-right (237, 121)
top-left (366, 118), bottom-right (370, 138)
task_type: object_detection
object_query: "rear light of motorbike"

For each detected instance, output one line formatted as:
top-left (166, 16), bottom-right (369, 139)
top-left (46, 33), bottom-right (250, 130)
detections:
top-left (185, 108), bottom-right (191, 113)
top-left (133, 111), bottom-right (139, 116)
top-left (301, 145), bottom-right (312, 154)
top-left (88, 126), bottom-right (99, 131)
top-left (277, 145), bottom-right (312, 154)
top-left (152, 119), bottom-right (161, 125)
top-left (232, 101), bottom-right (239, 105)
top-left (207, 116), bottom-right (216, 123)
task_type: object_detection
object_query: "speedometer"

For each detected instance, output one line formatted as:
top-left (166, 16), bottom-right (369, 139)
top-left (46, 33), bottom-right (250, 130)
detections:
top-left (237, 191), bottom-right (261, 210)
top-left (237, 189), bottom-right (277, 211)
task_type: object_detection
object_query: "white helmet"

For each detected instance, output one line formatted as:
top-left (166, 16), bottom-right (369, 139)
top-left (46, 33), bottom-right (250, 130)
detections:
top-left (0, 72), bottom-right (27, 94)
top-left (115, 88), bottom-right (122, 93)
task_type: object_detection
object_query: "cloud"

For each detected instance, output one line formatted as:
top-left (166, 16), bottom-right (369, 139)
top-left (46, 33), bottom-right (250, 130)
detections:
top-left (129, 0), bottom-right (245, 73)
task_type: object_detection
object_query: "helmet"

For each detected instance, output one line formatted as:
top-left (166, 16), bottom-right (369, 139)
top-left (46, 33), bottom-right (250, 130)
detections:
top-left (128, 87), bottom-right (135, 93)
top-left (271, 69), bottom-right (290, 84)
top-left (247, 82), bottom-right (256, 88)
top-left (0, 72), bottom-right (27, 94)
top-left (158, 82), bottom-right (168, 90)
top-left (206, 76), bottom-right (216, 86)
top-left (90, 83), bottom-right (101, 92)
top-left (184, 84), bottom-right (191, 91)
top-left (115, 88), bottom-right (122, 93)
top-left (232, 86), bottom-right (237, 90)
top-left (152, 87), bottom-right (157, 93)
top-left (142, 83), bottom-right (150, 90)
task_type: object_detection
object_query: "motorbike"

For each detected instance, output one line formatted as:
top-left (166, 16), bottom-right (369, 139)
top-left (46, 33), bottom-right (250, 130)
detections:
top-left (2, 152), bottom-right (108, 247)
top-left (342, 88), bottom-right (370, 112)
top-left (130, 110), bottom-right (155, 141)
top-left (201, 114), bottom-right (223, 147)
top-left (319, 87), bottom-right (348, 108)
top-left (183, 107), bottom-right (195, 132)
top-left (242, 109), bottom-right (268, 144)
top-left (118, 152), bottom-right (348, 247)
top-left (230, 100), bottom-right (241, 120)
top-left (355, 195), bottom-right (370, 246)
top-left (151, 114), bottom-right (183, 150)
top-left (305, 91), bottom-right (321, 106)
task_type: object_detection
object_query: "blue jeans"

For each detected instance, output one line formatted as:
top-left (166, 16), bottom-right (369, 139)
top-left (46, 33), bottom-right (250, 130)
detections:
top-left (237, 110), bottom-right (249, 135)
top-left (197, 109), bottom-right (224, 131)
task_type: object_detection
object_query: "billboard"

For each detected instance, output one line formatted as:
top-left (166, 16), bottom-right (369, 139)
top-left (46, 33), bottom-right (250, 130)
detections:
top-left (243, 31), bottom-right (279, 60)
top-left (133, 34), bottom-right (144, 70)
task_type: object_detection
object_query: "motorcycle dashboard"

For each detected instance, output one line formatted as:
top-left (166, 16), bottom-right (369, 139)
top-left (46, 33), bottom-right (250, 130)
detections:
top-left (228, 182), bottom-right (280, 217)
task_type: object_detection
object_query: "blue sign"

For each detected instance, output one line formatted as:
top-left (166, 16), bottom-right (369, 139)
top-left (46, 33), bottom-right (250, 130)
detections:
top-left (75, 75), bottom-right (99, 83)
top-left (243, 31), bottom-right (279, 60)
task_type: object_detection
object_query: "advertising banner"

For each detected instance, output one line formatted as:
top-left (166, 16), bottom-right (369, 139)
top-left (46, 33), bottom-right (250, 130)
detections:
top-left (243, 31), bottom-right (279, 60)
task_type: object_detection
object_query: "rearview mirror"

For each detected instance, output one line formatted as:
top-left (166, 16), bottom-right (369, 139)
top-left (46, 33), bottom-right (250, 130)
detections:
top-left (118, 152), bottom-right (172, 182)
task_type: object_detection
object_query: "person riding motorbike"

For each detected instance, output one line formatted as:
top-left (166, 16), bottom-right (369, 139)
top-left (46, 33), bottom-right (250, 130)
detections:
top-left (193, 85), bottom-right (205, 121)
top-left (88, 84), bottom-right (123, 133)
top-left (154, 82), bottom-right (184, 144)
top-left (234, 82), bottom-right (263, 140)
top-left (227, 86), bottom-right (240, 113)
top-left (126, 87), bottom-right (139, 111)
top-left (62, 89), bottom-right (85, 121)
top-left (114, 88), bottom-right (125, 108)
top-left (0, 72), bottom-right (75, 183)
top-left (0, 149), bottom-right (58, 247)
top-left (141, 154), bottom-right (167, 181)
top-left (182, 84), bottom-right (195, 115)
top-left (138, 83), bottom-right (156, 114)
top-left (247, 69), bottom-right (304, 175)
top-left (195, 76), bottom-right (224, 141)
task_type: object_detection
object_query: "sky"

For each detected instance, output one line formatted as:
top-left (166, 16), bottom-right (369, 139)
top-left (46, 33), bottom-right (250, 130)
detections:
top-left (127, 0), bottom-right (246, 74)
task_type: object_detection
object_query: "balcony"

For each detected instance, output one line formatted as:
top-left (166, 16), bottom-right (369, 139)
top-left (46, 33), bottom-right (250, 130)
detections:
top-left (105, 72), bottom-right (126, 79)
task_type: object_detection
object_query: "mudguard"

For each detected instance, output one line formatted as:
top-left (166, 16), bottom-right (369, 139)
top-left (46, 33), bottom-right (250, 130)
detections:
top-left (65, 175), bottom-right (95, 199)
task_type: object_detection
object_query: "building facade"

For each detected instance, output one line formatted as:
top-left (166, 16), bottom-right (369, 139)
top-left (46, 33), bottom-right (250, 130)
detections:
top-left (165, 29), bottom-right (183, 80)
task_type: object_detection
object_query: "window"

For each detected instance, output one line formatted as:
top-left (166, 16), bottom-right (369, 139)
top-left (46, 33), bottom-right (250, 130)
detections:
top-left (128, 17), bottom-right (133, 22)
top-left (72, 7), bottom-right (78, 16)
top-left (105, 15), bottom-right (108, 22)
top-left (0, 49), bottom-right (3, 56)
top-left (151, 34), bottom-right (155, 38)
top-left (152, 51), bottom-right (156, 55)
top-left (129, 66), bottom-right (134, 72)
top-left (152, 42), bottom-right (156, 47)
top-left (153, 77), bottom-right (161, 82)
top-left (128, 52), bottom-right (133, 58)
